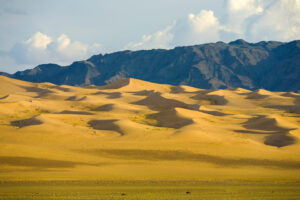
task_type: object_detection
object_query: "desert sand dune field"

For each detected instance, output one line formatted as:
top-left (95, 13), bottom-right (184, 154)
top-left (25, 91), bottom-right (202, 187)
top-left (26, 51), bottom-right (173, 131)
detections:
top-left (0, 75), bottom-right (300, 182)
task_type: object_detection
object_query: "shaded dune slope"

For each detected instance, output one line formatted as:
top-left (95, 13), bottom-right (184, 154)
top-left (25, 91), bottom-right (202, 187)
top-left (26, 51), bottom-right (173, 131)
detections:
top-left (236, 115), bottom-right (296, 147)
top-left (132, 92), bottom-right (199, 128)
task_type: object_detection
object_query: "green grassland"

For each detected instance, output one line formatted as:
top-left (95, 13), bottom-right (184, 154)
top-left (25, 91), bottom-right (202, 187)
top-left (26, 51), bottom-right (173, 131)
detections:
top-left (1, 181), bottom-right (300, 200)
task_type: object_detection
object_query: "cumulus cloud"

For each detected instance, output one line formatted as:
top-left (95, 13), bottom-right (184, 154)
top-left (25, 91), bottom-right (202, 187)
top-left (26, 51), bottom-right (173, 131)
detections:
top-left (125, 22), bottom-right (175, 50)
top-left (224, 0), bottom-right (264, 36)
top-left (125, 0), bottom-right (300, 50)
top-left (246, 0), bottom-right (300, 41)
top-left (171, 10), bottom-right (222, 47)
top-left (2, 32), bottom-right (101, 73)
top-left (126, 10), bottom-right (223, 50)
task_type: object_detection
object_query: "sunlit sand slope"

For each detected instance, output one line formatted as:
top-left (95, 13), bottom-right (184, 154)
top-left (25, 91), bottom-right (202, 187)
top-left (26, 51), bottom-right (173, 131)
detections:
top-left (0, 75), bottom-right (299, 181)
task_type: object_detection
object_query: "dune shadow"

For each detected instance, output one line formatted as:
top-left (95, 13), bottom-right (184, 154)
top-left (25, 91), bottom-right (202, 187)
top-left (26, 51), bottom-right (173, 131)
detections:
top-left (170, 86), bottom-right (186, 94)
top-left (190, 94), bottom-right (228, 105)
top-left (66, 96), bottom-right (87, 101)
top-left (46, 85), bottom-right (70, 92)
top-left (58, 110), bottom-right (94, 115)
top-left (101, 78), bottom-right (130, 90)
top-left (132, 92), bottom-right (199, 111)
top-left (234, 130), bottom-right (267, 134)
top-left (10, 117), bottom-right (43, 128)
top-left (89, 104), bottom-right (114, 112)
top-left (246, 94), bottom-right (269, 99)
top-left (244, 91), bottom-right (269, 100)
top-left (264, 105), bottom-right (300, 115)
top-left (199, 110), bottom-right (231, 116)
top-left (129, 90), bottom-right (155, 96)
top-left (88, 119), bottom-right (124, 136)
top-left (147, 109), bottom-right (193, 129)
top-left (93, 91), bottom-right (121, 99)
top-left (0, 94), bottom-right (9, 100)
top-left (264, 133), bottom-right (295, 147)
top-left (281, 92), bottom-right (300, 98)
top-left (0, 156), bottom-right (96, 169)
top-left (131, 92), bottom-right (198, 128)
top-left (236, 115), bottom-right (296, 147)
top-left (81, 148), bottom-right (300, 169)
top-left (242, 115), bottom-right (291, 133)
top-left (22, 86), bottom-right (53, 98)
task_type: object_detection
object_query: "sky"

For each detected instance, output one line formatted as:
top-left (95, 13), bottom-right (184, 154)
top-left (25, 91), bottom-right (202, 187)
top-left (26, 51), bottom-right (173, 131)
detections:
top-left (0, 0), bottom-right (300, 73)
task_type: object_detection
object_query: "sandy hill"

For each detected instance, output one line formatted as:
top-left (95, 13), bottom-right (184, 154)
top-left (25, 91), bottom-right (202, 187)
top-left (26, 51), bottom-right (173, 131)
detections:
top-left (0, 75), bottom-right (300, 181)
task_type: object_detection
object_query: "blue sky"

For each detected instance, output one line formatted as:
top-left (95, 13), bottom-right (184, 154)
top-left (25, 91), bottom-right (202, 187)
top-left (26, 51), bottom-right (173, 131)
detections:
top-left (0, 0), bottom-right (300, 73)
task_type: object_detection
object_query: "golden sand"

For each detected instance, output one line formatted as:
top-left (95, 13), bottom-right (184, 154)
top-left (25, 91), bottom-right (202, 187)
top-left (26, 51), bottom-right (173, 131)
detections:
top-left (0, 75), bottom-right (299, 181)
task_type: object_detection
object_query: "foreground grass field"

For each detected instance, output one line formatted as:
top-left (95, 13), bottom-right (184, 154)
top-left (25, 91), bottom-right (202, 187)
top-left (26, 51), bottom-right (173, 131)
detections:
top-left (1, 181), bottom-right (300, 200)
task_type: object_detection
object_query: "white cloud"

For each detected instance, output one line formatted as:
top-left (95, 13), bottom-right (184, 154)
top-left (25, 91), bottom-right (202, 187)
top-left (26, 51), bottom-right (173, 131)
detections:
top-left (224, 0), bottom-right (265, 35)
top-left (171, 10), bottom-right (222, 46)
top-left (25, 32), bottom-right (52, 49)
top-left (246, 0), bottom-right (300, 41)
top-left (227, 0), bottom-right (263, 13)
top-left (125, 22), bottom-right (175, 50)
top-left (126, 10), bottom-right (222, 50)
top-left (188, 10), bottom-right (219, 32)
top-left (1, 32), bottom-right (102, 72)
top-left (125, 0), bottom-right (300, 50)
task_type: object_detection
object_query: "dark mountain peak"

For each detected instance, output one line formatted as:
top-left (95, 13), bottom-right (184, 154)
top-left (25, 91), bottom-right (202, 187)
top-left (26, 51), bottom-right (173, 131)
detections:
top-left (229, 39), bottom-right (249, 46)
top-left (0, 72), bottom-right (11, 77)
top-left (32, 63), bottom-right (62, 72)
top-left (255, 41), bottom-right (283, 50)
top-left (14, 63), bottom-right (62, 77)
top-left (286, 40), bottom-right (300, 48)
top-left (2, 40), bottom-right (299, 92)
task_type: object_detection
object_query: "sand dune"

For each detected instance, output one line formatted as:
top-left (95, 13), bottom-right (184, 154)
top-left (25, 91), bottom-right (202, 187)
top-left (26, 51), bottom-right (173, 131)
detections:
top-left (88, 119), bottom-right (124, 136)
top-left (0, 94), bottom-right (9, 100)
top-left (191, 93), bottom-right (228, 105)
top-left (66, 95), bottom-right (87, 101)
top-left (101, 78), bottom-right (170, 93)
top-left (83, 148), bottom-right (300, 169)
top-left (10, 117), bottom-right (43, 128)
top-left (246, 92), bottom-right (269, 100)
top-left (146, 109), bottom-right (194, 128)
top-left (87, 104), bottom-right (114, 112)
top-left (101, 78), bottom-right (131, 90)
top-left (133, 92), bottom-right (200, 111)
top-left (93, 91), bottom-right (122, 99)
top-left (0, 156), bottom-right (96, 169)
top-left (238, 115), bottom-right (296, 147)
top-left (58, 110), bottom-right (94, 115)
top-left (0, 75), bottom-right (300, 181)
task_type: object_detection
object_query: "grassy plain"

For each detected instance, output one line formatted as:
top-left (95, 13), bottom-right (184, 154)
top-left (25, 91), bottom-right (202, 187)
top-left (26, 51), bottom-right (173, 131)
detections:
top-left (1, 181), bottom-right (300, 200)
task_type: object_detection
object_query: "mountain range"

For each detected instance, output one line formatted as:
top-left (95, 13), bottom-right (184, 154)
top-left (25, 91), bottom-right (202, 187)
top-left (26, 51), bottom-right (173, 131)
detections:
top-left (1, 39), bottom-right (300, 91)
